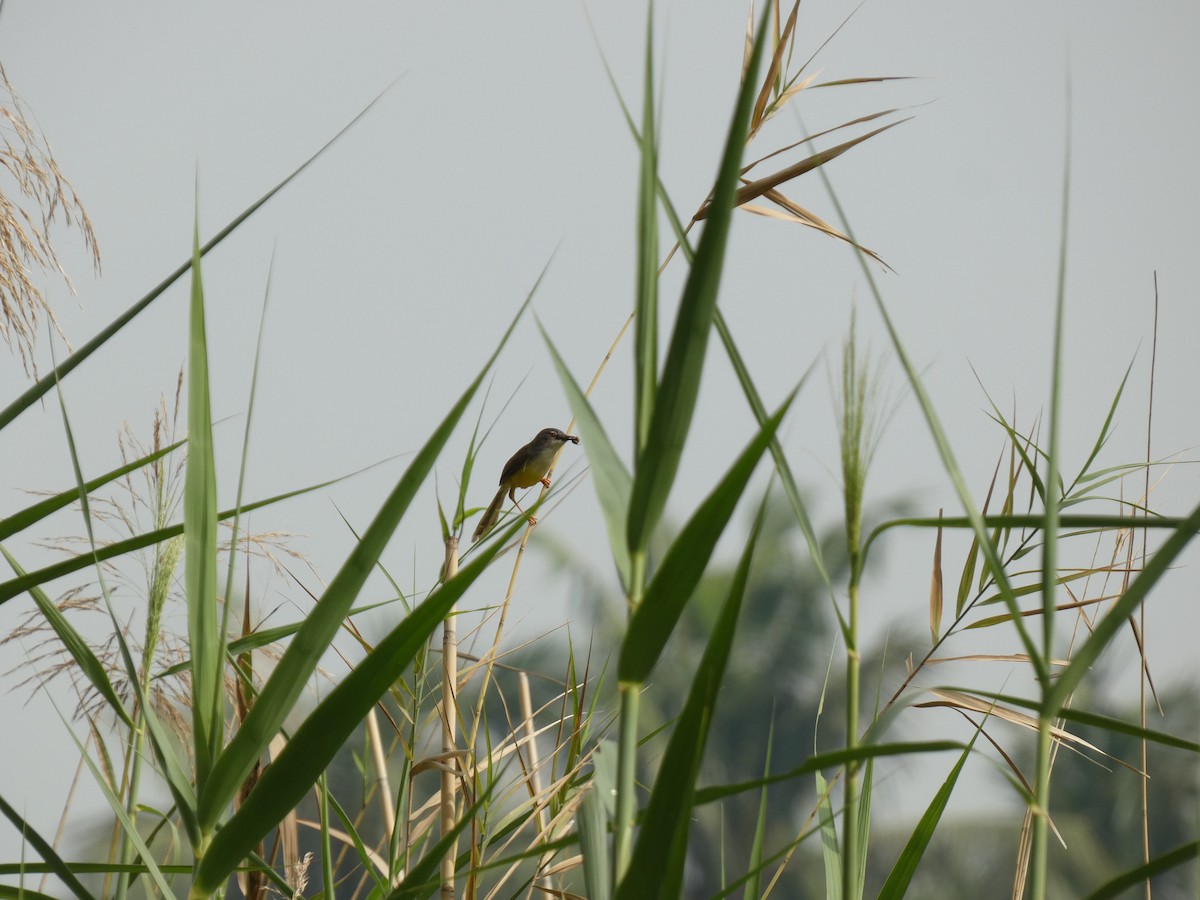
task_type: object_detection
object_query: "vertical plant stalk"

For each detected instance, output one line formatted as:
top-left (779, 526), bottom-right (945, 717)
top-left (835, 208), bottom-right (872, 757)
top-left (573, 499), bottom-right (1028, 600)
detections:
top-left (613, 554), bottom-right (646, 882)
top-left (518, 672), bottom-right (553, 893)
top-left (838, 313), bottom-right (872, 899)
top-left (1031, 79), bottom-right (1072, 900)
top-left (440, 535), bottom-right (459, 899)
top-left (117, 497), bottom-right (183, 899)
top-left (1138, 276), bottom-right (1159, 900)
top-left (365, 709), bottom-right (396, 842)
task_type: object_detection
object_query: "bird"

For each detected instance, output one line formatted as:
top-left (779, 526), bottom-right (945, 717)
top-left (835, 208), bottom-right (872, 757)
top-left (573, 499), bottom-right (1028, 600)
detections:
top-left (472, 427), bottom-right (580, 542)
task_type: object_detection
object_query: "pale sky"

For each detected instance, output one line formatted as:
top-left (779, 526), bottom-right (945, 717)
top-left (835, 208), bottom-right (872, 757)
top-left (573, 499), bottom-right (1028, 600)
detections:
top-left (1, 0), bottom-right (1197, 871)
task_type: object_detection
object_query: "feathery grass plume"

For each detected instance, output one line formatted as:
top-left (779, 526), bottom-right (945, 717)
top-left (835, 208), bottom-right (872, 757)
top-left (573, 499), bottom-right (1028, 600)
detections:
top-left (0, 62), bottom-right (100, 375)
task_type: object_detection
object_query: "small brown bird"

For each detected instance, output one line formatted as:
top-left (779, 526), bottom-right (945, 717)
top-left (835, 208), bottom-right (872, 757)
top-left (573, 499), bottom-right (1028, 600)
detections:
top-left (472, 427), bottom-right (580, 541)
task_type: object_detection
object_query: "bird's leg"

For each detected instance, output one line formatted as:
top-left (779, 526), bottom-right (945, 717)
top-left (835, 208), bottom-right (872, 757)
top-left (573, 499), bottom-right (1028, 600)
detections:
top-left (539, 476), bottom-right (552, 489)
top-left (509, 487), bottom-right (538, 526)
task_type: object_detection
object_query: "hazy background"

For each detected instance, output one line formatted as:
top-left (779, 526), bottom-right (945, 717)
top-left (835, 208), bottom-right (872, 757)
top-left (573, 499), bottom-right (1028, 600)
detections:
top-left (1, 0), bottom-right (1197, 868)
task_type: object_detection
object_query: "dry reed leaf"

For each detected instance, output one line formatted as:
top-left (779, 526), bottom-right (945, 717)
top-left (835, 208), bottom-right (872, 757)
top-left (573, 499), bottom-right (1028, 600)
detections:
top-left (750, 0), bottom-right (800, 133)
top-left (810, 75), bottom-right (918, 89)
top-left (694, 118), bottom-right (908, 220)
top-left (739, 193), bottom-right (889, 267)
top-left (294, 819), bottom-right (391, 878)
top-left (926, 653), bottom-right (1072, 667)
top-left (742, 107), bottom-right (902, 175)
top-left (919, 689), bottom-right (1143, 775)
top-left (969, 591), bottom-right (1122, 629)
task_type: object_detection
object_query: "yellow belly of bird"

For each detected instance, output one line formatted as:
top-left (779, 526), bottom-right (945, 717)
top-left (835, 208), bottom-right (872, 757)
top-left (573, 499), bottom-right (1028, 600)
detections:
top-left (507, 452), bottom-right (556, 488)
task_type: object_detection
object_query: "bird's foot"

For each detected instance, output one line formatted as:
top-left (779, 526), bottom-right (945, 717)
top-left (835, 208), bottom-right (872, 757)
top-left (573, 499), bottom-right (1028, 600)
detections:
top-left (526, 514), bottom-right (539, 526)
top-left (540, 477), bottom-right (552, 489)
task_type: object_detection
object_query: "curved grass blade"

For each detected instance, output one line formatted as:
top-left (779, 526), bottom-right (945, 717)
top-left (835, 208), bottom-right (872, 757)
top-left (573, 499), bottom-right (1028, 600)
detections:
top-left (616, 496), bottom-right (767, 900)
top-left (194, 279), bottom-right (536, 836)
top-left (0, 889), bottom-right (59, 900)
top-left (192, 513), bottom-right (527, 894)
top-left (0, 87), bottom-right (393, 434)
top-left (0, 547), bottom-right (129, 728)
top-left (954, 689), bottom-right (1200, 753)
top-left (624, 1), bottom-right (771, 556)
top-left (693, 741), bottom-right (964, 807)
top-left (618, 392), bottom-right (791, 684)
top-left (541, 322), bottom-right (632, 590)
top-left (1082, 840), bottom-right (1200, 900)
top-left (0, 791), bottom-right (96, 900)
top-left (0, 440), bottom-right (182, 543)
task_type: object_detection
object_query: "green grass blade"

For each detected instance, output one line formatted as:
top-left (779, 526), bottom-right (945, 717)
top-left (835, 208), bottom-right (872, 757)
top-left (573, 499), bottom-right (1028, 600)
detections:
top-left (741, 715), bottom-right (774, 900)
top-left (0, 88), bottom-right (390, 434)
top-left (1067, 359), bottom-right (1132, 493)
top-left (618, 392), bottom-right (791, 683)
top-left (578, 751), bottom-right (615, 900)
top-left (876, 735), bottom-right (977, 900)
top-left (0, 888), bottom-right (59, 900)
top-left (816, 770), bottom-right (843, 900)
top-left (624, 2), bottom-right (771, 555)
top-left (184, 213), bottom-right (223, 789)
top-left (1082, 840), bottom-right (1200, 900)
top-left (326, 788), bottom-right (386, 895)
top-left (0, 439), bottom-right (182, 543)
top-left (195, 283), bottom-right (534, 834)
top-left (618, 494), bottom-right (767, 900)
top-left (0, 792), bottom-right (96, 900)
top-left (541, 322), bottom-right (633, 590)
top-left (854, 757), bottom-right (873, 900)
top-left (193, 514), bottom-right (525, 894)
top-left (633, 2), bottom-right (658, 455)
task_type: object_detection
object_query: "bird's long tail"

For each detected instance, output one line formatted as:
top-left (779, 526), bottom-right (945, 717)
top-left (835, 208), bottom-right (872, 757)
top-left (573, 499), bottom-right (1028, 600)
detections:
top-left (472, 487), bottom-right (509, 542)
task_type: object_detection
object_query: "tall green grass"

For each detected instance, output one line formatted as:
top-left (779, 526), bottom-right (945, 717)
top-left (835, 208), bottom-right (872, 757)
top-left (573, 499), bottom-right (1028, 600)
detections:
top-left (0, 3), bottom-right (1195, 899)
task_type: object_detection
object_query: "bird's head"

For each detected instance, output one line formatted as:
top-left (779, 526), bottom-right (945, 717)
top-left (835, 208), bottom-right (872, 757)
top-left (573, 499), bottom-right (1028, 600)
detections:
top-left (534, 427), bottom-right (580, 447)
